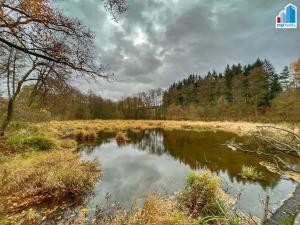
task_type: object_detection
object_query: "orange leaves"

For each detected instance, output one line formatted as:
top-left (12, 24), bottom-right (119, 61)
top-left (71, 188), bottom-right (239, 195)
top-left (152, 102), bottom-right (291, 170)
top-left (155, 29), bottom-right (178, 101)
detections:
top-left (52, 41), bottom-right (63, 54)
top-left (2, 0), bottom-right (102, 77)
top-left (19, 0), bottom-right (50, 19)
top-left (294, 58), bottom-right (300, 71)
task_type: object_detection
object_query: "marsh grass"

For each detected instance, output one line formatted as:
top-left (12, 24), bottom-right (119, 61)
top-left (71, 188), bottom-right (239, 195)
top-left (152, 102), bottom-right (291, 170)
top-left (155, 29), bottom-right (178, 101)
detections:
top-left (196, 200), bottom-right (242, 225)
top-left (0, 150), bottom-right (99, 201)
top-left (1, 127), bottom-right (101, 223)
top-left (115, 131), bottom-right (129, 142)
top-left (240, 165), bottom-right (264, 180)
top-left (5, 133), bottom-right (58, 151)
top-left (95, 195), bottom-right (195, 225)
top-left (177, 171), bottom-right (222, 218)
top-left (24, 135), bottom-right (58, 150)
top-left (27, 120), bottom-right (290, 138)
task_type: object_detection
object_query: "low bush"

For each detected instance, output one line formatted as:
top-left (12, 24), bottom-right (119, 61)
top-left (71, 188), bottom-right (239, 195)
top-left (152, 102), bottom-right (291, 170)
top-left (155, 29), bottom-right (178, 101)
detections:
top-left (177, 171), bottom-right (222, 218)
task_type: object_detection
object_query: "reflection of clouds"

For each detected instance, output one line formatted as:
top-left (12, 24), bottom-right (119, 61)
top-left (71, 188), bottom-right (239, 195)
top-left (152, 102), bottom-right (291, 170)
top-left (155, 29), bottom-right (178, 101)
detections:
top-left (82, 142), bottom-right (190, 208)
top-left (81, 130), bottom-right (297, 219)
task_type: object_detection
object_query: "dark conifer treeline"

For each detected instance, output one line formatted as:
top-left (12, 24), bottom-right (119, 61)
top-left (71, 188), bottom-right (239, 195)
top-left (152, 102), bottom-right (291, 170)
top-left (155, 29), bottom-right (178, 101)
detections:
top-left (163, 59), bottom-right (299, 121)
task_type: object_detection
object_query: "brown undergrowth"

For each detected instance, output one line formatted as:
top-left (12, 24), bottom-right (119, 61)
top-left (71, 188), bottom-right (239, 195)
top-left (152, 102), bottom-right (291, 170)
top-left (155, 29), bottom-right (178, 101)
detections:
top-left (0, 126), bottom-right (100, 224)
top-left (27, 120), bottom-right (298, 138)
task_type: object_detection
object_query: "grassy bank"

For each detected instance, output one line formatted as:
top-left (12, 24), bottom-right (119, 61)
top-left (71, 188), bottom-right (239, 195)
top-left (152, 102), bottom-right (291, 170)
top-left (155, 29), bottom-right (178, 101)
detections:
top-left (24, 119), bottom-right (299, 138)
top-left (0, 126), bottom-right (100, 224)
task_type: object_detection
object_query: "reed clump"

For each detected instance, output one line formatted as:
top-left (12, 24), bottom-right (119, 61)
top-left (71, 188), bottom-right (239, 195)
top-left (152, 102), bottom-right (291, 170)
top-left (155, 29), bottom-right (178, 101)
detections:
top-left (115, 131), bottom-right (129, 142)
top-left (240, 165), bottom-right (264, 180)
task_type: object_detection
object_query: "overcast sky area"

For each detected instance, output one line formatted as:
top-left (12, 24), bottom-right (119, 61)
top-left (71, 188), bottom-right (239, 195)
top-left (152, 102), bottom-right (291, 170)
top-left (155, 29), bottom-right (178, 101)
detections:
top-left (58, 0), bottom-right (300, 100)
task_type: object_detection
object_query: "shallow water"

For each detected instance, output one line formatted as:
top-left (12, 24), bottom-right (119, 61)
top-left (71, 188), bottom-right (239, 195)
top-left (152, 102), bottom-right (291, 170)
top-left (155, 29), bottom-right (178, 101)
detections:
top-left (80, 129), bottom-right (299, 221)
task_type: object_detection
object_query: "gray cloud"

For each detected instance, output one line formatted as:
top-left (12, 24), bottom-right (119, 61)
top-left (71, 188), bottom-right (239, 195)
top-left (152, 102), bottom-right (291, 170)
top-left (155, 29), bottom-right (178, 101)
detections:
top-left (60, 0), bottom-right (300, 100)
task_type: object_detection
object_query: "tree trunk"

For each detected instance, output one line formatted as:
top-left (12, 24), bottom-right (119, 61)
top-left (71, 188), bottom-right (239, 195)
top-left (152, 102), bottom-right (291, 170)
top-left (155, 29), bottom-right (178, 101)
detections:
top-left (0, 63), bottom-right (38, 136)
top-left (262, 188), bottom-right (270, 224)
top-left (0, 98), bottom-right (14, 136)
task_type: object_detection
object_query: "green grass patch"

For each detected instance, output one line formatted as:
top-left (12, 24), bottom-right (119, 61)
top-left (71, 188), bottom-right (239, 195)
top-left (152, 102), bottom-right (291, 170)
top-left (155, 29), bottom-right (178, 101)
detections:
top-left (240, 165), bottom-right (264, 180)
top-left (24, 135), bottom-right (58, 150)
top-left (0, 216), bottom-right (5, 225)
top-left (279, 216), bottom-right (294, 225)
top-left (5, 133), bottom-right (58, 151)
top-left (5, 133), bottom-right (25, 146)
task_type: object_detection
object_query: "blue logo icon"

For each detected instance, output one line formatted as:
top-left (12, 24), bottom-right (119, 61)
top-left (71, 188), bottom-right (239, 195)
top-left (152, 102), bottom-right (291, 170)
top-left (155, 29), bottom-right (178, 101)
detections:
top-left (276, 4), bottom-right (297, 29)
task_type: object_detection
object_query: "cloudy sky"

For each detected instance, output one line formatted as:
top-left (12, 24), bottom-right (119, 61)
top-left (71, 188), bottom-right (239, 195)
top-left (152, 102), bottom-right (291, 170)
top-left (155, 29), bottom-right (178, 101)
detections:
top-left (59, 0), bottom-right (300, 100)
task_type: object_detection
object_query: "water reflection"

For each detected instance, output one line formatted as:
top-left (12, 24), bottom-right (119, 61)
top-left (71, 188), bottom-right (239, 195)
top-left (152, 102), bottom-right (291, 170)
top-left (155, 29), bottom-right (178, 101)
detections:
top-left (80, 129), bottom-right (298, 219)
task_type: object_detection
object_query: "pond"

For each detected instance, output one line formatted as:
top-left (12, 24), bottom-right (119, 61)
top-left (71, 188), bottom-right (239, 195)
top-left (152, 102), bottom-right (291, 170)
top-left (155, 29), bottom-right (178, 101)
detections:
top-left (80, 129), bottom-right (299, 222)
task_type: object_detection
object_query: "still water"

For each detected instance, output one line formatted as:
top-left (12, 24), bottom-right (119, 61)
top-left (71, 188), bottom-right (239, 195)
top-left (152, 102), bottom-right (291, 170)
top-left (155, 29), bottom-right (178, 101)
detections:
top-left (80, 129), bottom-right (299, 220)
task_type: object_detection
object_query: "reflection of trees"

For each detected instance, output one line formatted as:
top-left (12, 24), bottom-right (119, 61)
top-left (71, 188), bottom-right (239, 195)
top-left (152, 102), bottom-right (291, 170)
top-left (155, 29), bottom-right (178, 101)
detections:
top-left (127, 129), bottom-right (165, 155)
top-left (161, 130), bottom-right (281, 189)
top-left (88, 129), bottom-right (286, 189)
top-left (80, 131), bottom-right (116, 155)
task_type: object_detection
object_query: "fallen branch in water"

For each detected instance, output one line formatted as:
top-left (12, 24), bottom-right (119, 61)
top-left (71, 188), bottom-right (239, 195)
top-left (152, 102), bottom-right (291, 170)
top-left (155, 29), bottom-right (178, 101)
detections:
top-left (255, 126), bottom-right (300, 158)
top-left (224, 142), bottom-right (288, 170)
top-left (256, 126), bottom-right (300, 143)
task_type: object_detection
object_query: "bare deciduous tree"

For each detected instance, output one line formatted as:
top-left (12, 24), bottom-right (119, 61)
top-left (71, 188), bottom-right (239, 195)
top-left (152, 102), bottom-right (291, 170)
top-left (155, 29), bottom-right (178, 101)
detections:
top-left (0, 0), bottom-right (126, 135)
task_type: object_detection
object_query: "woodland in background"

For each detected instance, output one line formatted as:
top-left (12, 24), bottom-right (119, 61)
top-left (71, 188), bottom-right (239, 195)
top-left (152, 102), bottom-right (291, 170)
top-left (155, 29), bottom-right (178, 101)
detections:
top-left (0, 0), bottom-right (126, 134)
top-left (1, 58), bottom-right (299, 123)
top-left (163, 59), bottom-right (300, 121)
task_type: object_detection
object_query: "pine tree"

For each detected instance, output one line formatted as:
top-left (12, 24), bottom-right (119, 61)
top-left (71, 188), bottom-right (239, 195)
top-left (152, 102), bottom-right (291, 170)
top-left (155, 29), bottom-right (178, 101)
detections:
top-left (212, 70), bottom-right (218, 80)
top-left (224, 65), bottom-right (233, 102)
top-left (279, 66), bottom-right (290, 90)
top-left (263, 60), bottom-right (281, 101)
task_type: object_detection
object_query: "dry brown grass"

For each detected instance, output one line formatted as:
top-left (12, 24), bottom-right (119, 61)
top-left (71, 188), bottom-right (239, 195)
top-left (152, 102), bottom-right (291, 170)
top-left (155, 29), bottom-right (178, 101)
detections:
top-left (60, 195), bottom-right (195, 225)
top-left (104, 195), bottom-right (196, 225)
top-left (115, 131), bottom-right (129, 142)
top-left (26, 120), bottom-right (299, 138)
top-left (0, 150), bottom-right (99, 213)
top-left (0, 126), bottom-right (101, 224)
